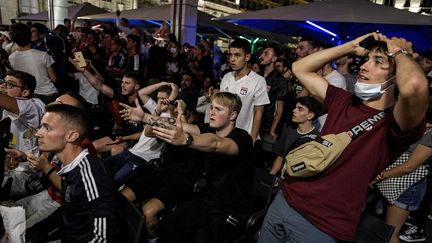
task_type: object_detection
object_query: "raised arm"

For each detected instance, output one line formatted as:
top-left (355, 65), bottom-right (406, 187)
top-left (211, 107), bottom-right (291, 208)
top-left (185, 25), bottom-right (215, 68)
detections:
top-left (138, 81), bottom-right (170, 104)
top-left (70, 58), bottom-right (114, 98)
top-left (385, 37), bottom-right (429, 132)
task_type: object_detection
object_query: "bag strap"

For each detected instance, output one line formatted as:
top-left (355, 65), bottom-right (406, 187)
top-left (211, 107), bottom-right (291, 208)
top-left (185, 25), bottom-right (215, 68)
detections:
top-left (288, 109), bottom-right (388, 152)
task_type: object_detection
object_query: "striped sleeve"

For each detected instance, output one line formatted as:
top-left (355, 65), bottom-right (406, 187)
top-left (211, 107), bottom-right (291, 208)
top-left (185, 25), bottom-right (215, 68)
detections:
top-left (78, 157), bottom-right (100, 202)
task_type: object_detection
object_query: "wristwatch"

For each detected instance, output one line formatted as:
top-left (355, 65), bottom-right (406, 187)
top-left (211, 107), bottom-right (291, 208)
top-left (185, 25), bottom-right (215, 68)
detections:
top-left (387, 49), bottom-right (413, 59)
top-left (185, 133), bottom-right (194, 146)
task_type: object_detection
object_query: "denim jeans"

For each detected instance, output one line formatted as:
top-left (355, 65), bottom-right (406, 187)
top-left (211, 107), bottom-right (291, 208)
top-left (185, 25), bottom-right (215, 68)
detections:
top-left (394, 177), bottom-right (427, 211)
top-left (103, 150), bottom-right (149, 186)
top-left (259, 191), bottom-right (338, 243)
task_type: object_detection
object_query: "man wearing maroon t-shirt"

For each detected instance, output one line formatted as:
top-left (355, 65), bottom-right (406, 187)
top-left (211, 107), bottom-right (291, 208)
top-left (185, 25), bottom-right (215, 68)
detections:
top-left (259, 33), bottom-right (428, 242)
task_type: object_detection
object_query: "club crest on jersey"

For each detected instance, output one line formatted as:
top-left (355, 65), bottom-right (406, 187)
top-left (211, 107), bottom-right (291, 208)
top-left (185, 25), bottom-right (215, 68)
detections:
top-left (240, 87), bottom-right (248, 95)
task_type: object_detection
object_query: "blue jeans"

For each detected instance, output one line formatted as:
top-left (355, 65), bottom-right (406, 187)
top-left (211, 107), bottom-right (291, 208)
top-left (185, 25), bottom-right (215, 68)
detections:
top-left (394, 177), bottom-right (427, 211)
top-left (259, 191), bottom-right (338, 243)
top-left (103, 151), bottom-right (149, 185)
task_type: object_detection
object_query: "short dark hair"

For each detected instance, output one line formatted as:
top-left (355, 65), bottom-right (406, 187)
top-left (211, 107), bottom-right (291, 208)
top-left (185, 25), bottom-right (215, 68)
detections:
top-left (299, 35), bottom-right (319, 49)
top-left (422, 50), bottom-right (432, 61)
top-left (229, 39), bottom-right (251, 55)
top-left (123, 72), bottom-right (141, 86)
top-left (158, 85), bottom-right (172, 95)
top-left (64, 18), bottom-right (71, 24)
top-left (266, 42), bottom-right (282, 58)
top-left (31, 23), bottom-right (48, 35)
top-left (120, 18), bottom-right (129, 26)
top-left (127, 34), bottom-right (141, 51)
top-left (63, 92), bottom-right (90, 111)
top-left (5, 70), bottom-right (36, 97)
top-left (296, 96), bottom-right (323, 120)
top-left (44, 104), bottom-right (89, 143)
top-left (10, 23), bottom-right (31, 47)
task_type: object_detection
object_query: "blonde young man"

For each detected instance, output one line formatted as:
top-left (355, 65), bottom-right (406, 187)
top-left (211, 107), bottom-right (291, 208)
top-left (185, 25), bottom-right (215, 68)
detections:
top-left (121, 92), bottom-right (253, 242)
top-left (259, 33), bottom-right (428, 242)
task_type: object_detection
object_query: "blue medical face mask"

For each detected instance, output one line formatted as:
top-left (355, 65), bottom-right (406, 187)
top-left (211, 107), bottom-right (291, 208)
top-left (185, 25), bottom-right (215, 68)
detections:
top-left (354, 76), bottom-right (395, 101)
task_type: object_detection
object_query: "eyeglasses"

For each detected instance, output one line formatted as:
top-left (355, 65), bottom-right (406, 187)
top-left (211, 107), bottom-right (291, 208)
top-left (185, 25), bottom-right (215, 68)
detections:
top-left (0, 79), bottom-right (25, 89)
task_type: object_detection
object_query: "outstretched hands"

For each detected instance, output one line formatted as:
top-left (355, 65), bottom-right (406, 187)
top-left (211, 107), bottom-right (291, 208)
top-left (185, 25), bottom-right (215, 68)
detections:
top-left (151, 113), bottom-right (187, 146)
top-left (119, 98), bottom-right (145, 122)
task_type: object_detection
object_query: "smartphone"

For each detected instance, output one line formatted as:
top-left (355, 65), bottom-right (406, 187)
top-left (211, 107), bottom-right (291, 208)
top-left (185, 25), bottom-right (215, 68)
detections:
top-left (74, 51), bottom-right (86, 68)
top-left (359, 35), bottom-right (377, 50)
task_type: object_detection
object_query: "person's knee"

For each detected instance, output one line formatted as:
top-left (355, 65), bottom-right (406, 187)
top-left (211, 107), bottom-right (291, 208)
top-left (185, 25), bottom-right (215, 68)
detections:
top-left (111, 143), bottom-right (126, 156)
top-left (120, 187), bottom-right (136, 202)
top-left (142, 198), bottom-right (165, 220)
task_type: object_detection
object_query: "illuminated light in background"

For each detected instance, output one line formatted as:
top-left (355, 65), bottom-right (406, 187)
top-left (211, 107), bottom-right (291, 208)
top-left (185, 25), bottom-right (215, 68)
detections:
top-left (306, 20), bottom-right (338, 37)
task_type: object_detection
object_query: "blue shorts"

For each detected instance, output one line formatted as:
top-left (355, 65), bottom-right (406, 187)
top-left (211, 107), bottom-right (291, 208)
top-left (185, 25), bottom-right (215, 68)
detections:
top-left (394, 177), bottom-right (427, 211)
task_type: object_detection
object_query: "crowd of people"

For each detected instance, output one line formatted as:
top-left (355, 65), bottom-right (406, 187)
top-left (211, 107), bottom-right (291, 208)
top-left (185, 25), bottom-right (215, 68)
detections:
top-left (0, 15), bottom-right (431, 243)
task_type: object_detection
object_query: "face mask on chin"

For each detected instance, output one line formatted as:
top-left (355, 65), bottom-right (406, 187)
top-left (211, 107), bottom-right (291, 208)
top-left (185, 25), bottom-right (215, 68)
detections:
top-left (354, 76), bottom-right (395, 101)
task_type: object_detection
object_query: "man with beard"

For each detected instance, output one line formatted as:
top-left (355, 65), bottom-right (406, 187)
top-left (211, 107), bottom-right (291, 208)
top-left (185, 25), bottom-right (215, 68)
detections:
top-left (71, 58), bottom-right (144, 156)
top-left (259, 43), bottom-right (288, 142)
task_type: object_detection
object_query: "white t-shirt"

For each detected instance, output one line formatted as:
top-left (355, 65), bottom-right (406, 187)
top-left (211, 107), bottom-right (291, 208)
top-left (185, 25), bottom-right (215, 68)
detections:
top-left (326, 69), bottom-right (346, 90)
top-left (74, 72), bottom-right (99, 105)
top-left (2, 98), bottom-right (45, 152)
top-left (316, 70), bottom-right (348, 131)
top-left (220, 70), bottom-right (270, 134)
top-left (129, 98), bottom-right (165, 161)
top-left (9, 49), bottom-right (57, 95)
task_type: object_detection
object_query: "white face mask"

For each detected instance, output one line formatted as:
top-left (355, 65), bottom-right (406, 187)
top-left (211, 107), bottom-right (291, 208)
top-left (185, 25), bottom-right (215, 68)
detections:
top-left (354, 76), bottom-right (395, 101)
top-left (170, 47), bottom-right (177, 55)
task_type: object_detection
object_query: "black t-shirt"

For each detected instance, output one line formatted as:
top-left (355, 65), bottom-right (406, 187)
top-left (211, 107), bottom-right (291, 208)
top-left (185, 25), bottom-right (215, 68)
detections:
top-left (198, 124), bottom-right (253, 211)
top-left (261, 70), bottom-right (288, 133)
top-left (274, 126), bottom-right (319, 158)
top-left (112, 89), bottom-right (144, 135)
top-left (197, 55), bottom-right (214, 77)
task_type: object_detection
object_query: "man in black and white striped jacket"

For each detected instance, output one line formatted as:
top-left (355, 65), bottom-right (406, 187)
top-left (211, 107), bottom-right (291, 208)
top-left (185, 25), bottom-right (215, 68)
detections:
top-left (36, 103), bottom-right (115, 243)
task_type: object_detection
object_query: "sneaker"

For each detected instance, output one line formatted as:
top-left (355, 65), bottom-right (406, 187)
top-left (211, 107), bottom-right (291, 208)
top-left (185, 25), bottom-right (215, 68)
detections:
top-left (399, 225), bottom-right (426, 242)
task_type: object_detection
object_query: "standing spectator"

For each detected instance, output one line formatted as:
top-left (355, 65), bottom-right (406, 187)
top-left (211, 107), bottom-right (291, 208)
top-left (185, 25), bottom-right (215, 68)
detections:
top-left (259, 43), bottom-right (288, 142)
top-left (336, 55), bottom-right (357, 93)
top-left (30, 23), bottom-right (48, 51)
top-left (9, 23), bottom-right (58, 104)
top-left (259, 33), bottom-right (428, 242)
top-left (125, 34), bottom-right (142, 74)
top-left (419, 50), bottom-right (432, 78)
top-left (220, 39), bottom-right (269, 144)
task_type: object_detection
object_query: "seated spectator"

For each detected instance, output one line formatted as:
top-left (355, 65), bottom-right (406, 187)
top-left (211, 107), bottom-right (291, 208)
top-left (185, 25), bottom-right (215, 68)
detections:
top-left (119, 99), bottom-right (204, 243)
top-left (103, 82), bottom-right (177, 186)
top-left (0, 70), bottom-right (45, 198)
top-left (4, 93), bottom-right (95, 238)
top-left (269, 96), bottom-right (323, 175)
top-left (36, 104), bottom-right (115, 242)
top-left (141, 92), bottom-right (254, 243)
top-left (70, 59), bottom-right (144, 156)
